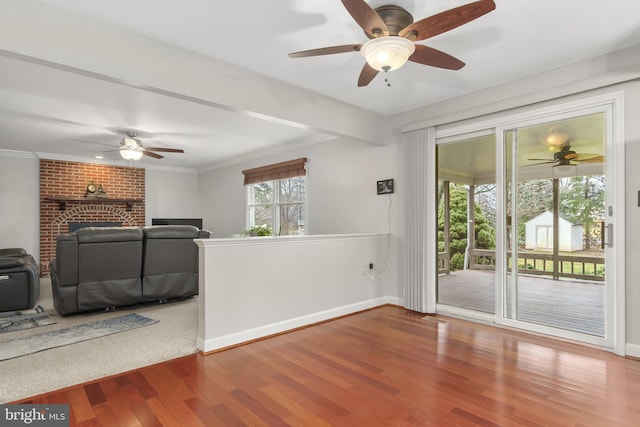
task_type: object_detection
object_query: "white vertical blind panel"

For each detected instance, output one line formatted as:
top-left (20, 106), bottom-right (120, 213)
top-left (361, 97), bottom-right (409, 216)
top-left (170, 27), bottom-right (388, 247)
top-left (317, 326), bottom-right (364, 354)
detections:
top-left (402, 128), bottom-right (436, 313)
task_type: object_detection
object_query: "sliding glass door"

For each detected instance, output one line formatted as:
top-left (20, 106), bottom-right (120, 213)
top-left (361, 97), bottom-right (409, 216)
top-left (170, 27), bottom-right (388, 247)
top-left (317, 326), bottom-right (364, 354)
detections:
top-left (497, 109), bottom-right (615, 347)
top-left (434, 93), bottom-right (623, 351)
top-left (436, 132), bottom-right (497, 318)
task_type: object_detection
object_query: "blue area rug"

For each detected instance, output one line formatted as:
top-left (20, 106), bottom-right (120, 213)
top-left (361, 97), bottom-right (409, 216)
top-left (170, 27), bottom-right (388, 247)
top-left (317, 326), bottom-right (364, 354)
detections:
top-left (0, 313), bottom-right (158, 361)
top-left (0, 306), bottom-right (56, 333)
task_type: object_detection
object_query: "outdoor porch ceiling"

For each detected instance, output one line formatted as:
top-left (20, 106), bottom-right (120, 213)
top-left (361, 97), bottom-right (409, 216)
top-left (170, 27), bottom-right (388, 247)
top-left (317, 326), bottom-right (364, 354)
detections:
top-left (437, 114), bottom-right (605, 185)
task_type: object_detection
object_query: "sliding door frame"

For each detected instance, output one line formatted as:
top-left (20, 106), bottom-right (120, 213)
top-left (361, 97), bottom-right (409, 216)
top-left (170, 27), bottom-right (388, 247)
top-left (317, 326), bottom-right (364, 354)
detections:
top-left (431, 91), bottom-right (625, 354)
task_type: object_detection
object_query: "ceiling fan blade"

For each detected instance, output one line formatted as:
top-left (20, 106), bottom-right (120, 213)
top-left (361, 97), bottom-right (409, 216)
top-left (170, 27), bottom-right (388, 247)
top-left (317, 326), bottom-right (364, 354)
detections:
top-left (523, 161), bottom-right (555, 167)
top-left (289, 44), bottom-right (362, 58)
top-left (400, 0), bottom-right (496, 42)
top-left (341, 0), bottom-right (389, 37)
top-left (573, 153), bottom-right (604, 161)
top-left (409, 45), bottom-right (465, 70)
top-left (143, 150), bottom-right (163, 159)
top-left (357, 63), bottom-right (379, 87)
top-left (527, 158), bottom-right (554, 161)
top-left (70, 138), bottom-right (117, 148)
top-left (574, 156), bottom-right (605, 163)
top-left (145, 147), bottom-right (184, 153)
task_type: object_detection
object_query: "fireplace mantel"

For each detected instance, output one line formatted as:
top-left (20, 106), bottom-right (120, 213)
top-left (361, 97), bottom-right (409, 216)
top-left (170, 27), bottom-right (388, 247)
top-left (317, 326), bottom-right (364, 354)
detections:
top-left (46, 196), bottom-right (144, 211)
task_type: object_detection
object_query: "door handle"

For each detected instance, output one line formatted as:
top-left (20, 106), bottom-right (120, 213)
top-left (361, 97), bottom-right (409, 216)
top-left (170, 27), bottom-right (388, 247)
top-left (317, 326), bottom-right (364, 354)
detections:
top-left (606, 223), bottom-right (613, 248)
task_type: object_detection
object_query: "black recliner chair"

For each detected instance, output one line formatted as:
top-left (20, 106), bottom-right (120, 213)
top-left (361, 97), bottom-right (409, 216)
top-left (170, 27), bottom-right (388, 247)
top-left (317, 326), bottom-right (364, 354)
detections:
top-left (50, 227), bottom-right (145, 315)
top-left (0, 248), bottom-right (40, 312)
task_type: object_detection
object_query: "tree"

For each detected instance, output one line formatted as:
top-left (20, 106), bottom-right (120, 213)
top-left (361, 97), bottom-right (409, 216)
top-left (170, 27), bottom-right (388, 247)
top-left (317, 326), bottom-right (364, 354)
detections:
top-left (251, 181), bottom-right (274, 230)
top-left (438, 184), bottom-right (496, 270)
top-left (476, 180), bottom-right (555, 247)
top-left (278, 177), bottom-right (305, 235)
top-left (475, 184), bottom-right (496, 228)
top-left (512, 179), bottom-right (554, 246)
top-left (559, 175), bottom-right (605, 249)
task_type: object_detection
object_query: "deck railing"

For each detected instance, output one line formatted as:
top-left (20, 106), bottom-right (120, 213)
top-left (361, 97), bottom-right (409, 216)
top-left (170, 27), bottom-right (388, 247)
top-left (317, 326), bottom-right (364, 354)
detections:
top-left (471, 249), bottom-right (604, 282)
top-left (438, 252), bottom-right (450, 274)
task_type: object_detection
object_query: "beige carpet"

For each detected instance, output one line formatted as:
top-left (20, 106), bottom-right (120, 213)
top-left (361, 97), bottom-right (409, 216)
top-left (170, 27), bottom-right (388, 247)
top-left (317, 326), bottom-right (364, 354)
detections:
top-left (0, 278), bottom-right (198, 403)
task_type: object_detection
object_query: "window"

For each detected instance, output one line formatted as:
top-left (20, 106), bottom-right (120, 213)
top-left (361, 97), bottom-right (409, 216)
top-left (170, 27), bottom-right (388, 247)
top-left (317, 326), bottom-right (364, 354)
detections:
top-left (243, 158), bottom-right (307, 236)
top-left (247, 176), bottom-right (306, 235)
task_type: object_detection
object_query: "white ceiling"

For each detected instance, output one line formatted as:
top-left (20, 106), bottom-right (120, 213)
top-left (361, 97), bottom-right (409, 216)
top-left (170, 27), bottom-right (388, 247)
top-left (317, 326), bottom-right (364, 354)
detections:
top-left (1, 0), bottom-right (640, 170)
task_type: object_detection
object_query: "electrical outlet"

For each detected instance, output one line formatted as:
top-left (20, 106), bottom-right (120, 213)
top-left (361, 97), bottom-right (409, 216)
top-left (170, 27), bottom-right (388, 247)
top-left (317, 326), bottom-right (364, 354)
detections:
top-left (362, 263), bottom-right (375, 280)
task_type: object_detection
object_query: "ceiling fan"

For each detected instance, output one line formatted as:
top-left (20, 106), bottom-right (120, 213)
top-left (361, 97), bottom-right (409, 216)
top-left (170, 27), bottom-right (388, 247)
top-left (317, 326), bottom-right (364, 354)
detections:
top-left (288, 0), bottom-right (496, 86)
top-left (76, 131), bottom-right (185, 161)
top-left (526, 145), bottom-right (604, 174)
top-left (118, 132), bottom-right (184, 161)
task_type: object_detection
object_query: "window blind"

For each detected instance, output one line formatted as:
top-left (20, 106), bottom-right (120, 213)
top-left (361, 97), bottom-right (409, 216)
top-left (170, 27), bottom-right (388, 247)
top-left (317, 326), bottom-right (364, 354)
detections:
top-left (403, 128), bottom-right (437, 313)
top-left (242, 158), bottom-right (307, 185)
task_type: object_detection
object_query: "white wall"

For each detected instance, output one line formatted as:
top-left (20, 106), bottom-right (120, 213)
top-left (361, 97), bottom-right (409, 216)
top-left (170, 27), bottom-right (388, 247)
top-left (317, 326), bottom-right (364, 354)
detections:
top-left (145, 168), bottom-right (202, 226)
top-left (623, 81), bottom-right (640, 352)
top-left (198, 137), bottom-right (403, 300)
top-left (0, 151), bottom-right (40, 260)
top-left (196, 234), bottom-right (398, 352)
top-left (198, 137), bottom-right (399, 237)
top-left (197, 163), bottom-right (246, 238)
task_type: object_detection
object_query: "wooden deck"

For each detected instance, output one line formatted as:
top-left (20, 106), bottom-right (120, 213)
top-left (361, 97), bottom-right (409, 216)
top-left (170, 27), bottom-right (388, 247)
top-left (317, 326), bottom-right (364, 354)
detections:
top-left (438, 269), bottom-right (605, 336)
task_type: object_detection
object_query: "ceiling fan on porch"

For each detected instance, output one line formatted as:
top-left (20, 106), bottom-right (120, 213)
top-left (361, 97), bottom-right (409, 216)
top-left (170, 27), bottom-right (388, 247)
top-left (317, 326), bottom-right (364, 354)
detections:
top-left (288, 0), bottom-right (496, 86)
top-left (526, 145), bottom-right (604, 175)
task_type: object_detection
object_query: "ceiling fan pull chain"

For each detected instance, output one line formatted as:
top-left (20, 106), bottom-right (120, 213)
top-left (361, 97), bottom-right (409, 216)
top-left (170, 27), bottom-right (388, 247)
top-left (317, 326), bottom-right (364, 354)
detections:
top-left (383, 65), bottom-right (391, 87)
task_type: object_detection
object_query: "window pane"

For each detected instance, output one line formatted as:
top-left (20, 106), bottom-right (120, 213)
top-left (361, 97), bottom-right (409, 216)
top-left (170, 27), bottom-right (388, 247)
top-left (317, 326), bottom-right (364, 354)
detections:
top-left (250, 205), bottom-right (273, 230)
top-left (252, 182), bottom-right (273, 204)
top-left (279, 177), bottom-right (305, 203)
top-left (278, 177), bottom-right (305, 235)
top-left (279, 203), bottom-right (304, 235)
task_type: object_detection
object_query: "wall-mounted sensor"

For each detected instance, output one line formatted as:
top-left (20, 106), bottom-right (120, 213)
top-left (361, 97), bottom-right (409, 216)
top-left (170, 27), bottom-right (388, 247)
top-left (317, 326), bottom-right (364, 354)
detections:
top-left (377, 179), bottom-right (394, 195)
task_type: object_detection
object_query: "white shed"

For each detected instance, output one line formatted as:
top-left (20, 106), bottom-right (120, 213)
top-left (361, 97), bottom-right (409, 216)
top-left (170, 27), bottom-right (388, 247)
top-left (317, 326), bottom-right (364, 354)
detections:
top-left (524, 211), bottom-right (583, 252)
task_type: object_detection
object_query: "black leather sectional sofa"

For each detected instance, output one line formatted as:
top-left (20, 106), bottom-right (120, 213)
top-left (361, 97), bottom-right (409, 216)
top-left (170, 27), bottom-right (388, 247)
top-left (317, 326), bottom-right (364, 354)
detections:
top-left (50, 225), bottom-right (210, 315)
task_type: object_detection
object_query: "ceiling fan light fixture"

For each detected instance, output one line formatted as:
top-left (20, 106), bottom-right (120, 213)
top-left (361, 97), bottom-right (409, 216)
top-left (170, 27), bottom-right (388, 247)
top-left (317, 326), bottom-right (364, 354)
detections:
top-left (553, 163), bottom-right (576, 176)
top-left (120, 137), bottom-right (144, 161)
top-left (120, 148), bottom-right (143, 161)
top-left (360, 36), bottom-right (415, 72)
top-left (543, 131), bottom-right (570, 146)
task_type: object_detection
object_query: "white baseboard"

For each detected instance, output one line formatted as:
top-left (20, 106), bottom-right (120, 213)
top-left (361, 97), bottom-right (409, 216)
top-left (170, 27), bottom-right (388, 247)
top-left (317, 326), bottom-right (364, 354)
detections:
top-left (626, 343), bottom-right (640, 358)
top-left (199, 296), bottom-right (401, 353)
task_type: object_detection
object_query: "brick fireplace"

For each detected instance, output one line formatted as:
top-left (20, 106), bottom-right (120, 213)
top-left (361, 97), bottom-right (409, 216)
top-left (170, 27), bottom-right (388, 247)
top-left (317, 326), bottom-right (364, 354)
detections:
top-left (39, 159), bottom-right (145, 275)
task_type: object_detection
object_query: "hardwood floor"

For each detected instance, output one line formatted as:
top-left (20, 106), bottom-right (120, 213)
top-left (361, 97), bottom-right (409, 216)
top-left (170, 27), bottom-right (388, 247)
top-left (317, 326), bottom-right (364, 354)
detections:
top-left (14, 305), bottom-right (640, 426)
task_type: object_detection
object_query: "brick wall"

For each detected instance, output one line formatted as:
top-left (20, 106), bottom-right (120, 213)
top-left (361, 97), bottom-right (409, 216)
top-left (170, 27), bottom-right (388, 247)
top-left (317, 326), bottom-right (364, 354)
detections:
top-left (40, 160), bottom-right (145, 274)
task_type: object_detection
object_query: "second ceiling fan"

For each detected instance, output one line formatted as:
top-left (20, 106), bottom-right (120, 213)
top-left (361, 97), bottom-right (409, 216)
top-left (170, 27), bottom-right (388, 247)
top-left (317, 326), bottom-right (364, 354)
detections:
top-left (119, 132), bottom-right (184, 160)
top-left (527, 145), bottom-right (604, 165)
top-left (289, 0), bottom-right (496, 86)
top-left (76, 130), bottom-right (185, 161)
